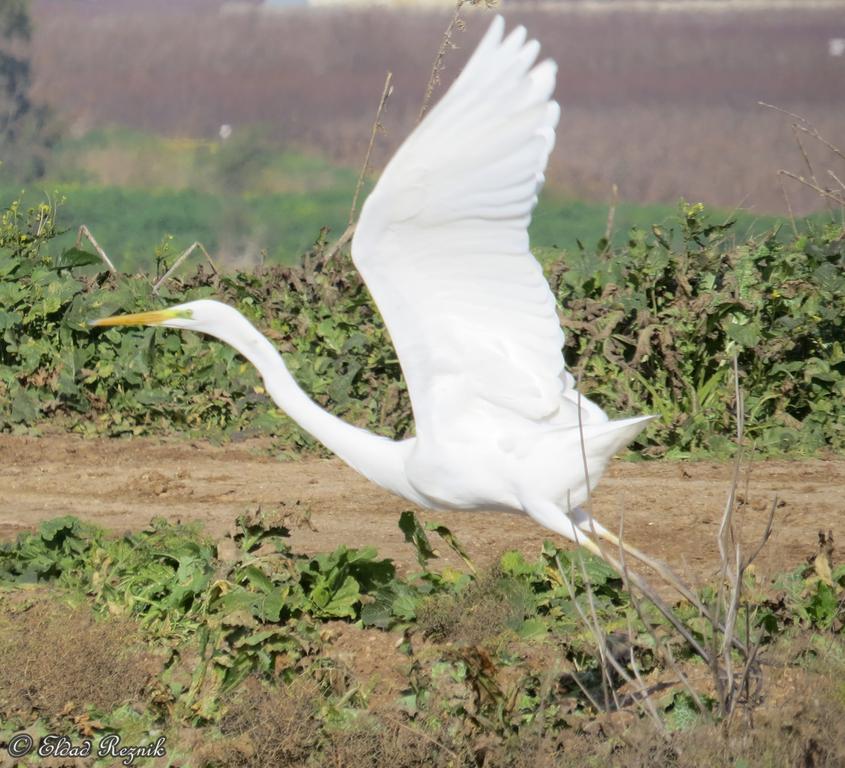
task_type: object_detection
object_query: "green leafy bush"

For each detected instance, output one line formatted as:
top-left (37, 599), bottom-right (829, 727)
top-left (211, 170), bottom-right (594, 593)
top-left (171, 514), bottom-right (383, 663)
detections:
top-left (553, 202), bottom-right (845, 456)
top-left (1, 194), bottom-right (843, 456)
top-left (0, 202), bottom-right (409, 445)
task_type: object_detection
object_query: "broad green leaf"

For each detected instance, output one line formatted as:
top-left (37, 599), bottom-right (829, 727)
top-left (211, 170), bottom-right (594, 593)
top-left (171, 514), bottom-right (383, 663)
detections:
top-left (399, 510), bottom-right (437, 568)
top-left (53, 247), bottom-right (103, 271)
top-left (310, 574), bottom-right (360, 619)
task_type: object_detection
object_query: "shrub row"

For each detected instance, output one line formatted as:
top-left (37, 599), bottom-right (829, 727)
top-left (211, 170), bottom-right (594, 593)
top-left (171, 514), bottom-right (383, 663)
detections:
top-left (1, 196), bottom-right (843, 456)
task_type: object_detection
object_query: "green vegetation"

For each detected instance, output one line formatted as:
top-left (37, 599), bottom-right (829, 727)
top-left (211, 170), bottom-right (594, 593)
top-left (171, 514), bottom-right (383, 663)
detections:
top-left (1, 512), bottom-right (843, 766)
top-left (2, 127), bottom-right (788, 271)
top-left (0, 127), bottom-right (365, 268)
top-left (1, 191), bottom-right (843, 457)
top-left (553, 204), bottom-right (845, 455)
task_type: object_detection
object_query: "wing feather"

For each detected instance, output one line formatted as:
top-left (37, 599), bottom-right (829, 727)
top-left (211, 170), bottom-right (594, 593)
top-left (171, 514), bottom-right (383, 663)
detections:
top-left (353, 17), bottom-right (584, 443)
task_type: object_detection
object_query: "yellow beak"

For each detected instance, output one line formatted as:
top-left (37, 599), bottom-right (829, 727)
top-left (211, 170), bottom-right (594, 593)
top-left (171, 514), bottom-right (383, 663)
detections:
top-left (89, 308), bottom-right (189, 327)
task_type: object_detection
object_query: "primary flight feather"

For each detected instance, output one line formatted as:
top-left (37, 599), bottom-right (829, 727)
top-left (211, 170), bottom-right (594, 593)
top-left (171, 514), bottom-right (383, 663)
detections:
top-left (92, 17), bottom-right (652, 557)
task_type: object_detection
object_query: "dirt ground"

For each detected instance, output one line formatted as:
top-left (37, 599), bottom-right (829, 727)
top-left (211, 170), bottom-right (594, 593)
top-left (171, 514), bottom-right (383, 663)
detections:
top-left (1, 434), bottom-right (842, 583)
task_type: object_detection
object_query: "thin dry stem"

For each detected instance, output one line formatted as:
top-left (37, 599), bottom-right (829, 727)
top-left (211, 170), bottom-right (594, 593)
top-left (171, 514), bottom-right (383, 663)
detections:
top-left (757, 100), bottom-right (845, 165)
top-left (580, 532), bottom-right (713, 663)
top-left (323, 223), bottom-right (355, 264)
top-left (557, 552), bottom-right (669, 727)
top-left (557, 554), bottom-right (616, 711)
top-left (778, 170), bottom-right (844, 207)
top-left (579, 552), bottom-right (621, 711)
top-left (76, 225), bottom-right (117, 274)
top-left (348, 71), bottom-right (393, 227)
top-left (778, 178), bottom-right (798, 237)
top-left (617, 514), bottom-right (709, 719)
top-left (152, 241), bottom-right (217, 293)
top-left (791, 123), bottom-right (820, 190)
top-left (828, 173), bottom-right (845, 226)
top-left (324, 71), bottom-right (393, 261)
top-left (761, 101), bottom-right (845, 216)
top-left (795, 121), bottom-right (845, 164)
top-left (418, 0), bottom-right (467, 123)
top-left (626, 627), bottom-right (667, 731)
top-left (603, 183), bottom-right (619, 243)
top-left (827, 168), bottom-right (845, 194)
top-left (742, 496), bottom-right (777, 571)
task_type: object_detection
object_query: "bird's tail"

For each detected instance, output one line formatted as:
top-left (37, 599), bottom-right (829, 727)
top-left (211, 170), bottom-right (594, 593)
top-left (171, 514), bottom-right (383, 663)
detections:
top-left (582, 414), bottom-right (654, 460)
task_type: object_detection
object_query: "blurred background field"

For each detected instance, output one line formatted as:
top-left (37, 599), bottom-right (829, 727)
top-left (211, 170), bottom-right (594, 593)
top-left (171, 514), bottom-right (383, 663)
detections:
top-left (2, 0), bottom-right (843, 270)
top-left (1, 126), bottom-right (781, 271)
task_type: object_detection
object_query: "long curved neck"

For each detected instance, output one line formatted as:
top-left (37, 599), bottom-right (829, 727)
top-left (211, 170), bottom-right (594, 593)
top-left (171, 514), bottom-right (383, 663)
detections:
top-left (209, 311), bottom-right (418, 500)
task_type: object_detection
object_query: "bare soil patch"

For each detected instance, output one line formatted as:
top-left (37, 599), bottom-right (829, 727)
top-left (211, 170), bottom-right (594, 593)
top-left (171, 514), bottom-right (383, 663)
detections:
top-left (1, 434), bottom-right (842, 584)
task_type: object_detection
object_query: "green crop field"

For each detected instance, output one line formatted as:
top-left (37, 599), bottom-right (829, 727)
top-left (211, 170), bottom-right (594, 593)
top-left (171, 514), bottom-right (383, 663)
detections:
top-left (0, 128), bottom-right (791, 274)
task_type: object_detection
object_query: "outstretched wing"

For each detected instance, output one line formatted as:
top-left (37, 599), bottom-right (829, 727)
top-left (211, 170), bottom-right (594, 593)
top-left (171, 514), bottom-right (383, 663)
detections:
top-left (353, 17), bottom-right (580, 444)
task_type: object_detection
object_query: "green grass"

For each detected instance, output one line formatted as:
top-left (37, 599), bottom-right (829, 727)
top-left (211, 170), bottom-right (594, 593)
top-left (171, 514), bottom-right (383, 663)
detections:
top-left (0, 180), bottom-right (787, 274)
top-left (1, 125), bottom-right (795, 273)
top-left (0, 182), bottom-right (358, 269)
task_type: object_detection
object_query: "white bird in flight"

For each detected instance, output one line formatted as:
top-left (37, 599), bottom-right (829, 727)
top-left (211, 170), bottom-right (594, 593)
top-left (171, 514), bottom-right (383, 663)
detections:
top-left (92, 17), bottom-right (652, 559)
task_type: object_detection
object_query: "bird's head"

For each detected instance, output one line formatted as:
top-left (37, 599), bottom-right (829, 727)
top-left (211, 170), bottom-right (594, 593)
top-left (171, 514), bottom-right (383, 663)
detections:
top-left (89, 299), bottom-right (235, 334)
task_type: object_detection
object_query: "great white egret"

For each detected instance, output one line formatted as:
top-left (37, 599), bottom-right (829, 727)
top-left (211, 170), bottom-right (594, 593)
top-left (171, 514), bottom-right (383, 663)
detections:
top-left (92, 17), bottom-right (652, 559)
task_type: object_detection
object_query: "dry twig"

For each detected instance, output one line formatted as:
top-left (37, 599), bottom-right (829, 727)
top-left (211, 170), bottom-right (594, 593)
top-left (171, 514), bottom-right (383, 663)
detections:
top-left (349, 72), bottom-right (393, 227)
top-left (152, 241), bottom-right (217, 293)
top-left (604, 183), bottom-right (619, 244)
top-left (418, 0), bottom-right (468, 123)
top-left (324, 72), bottom-right (394, 263)
top-left (76, 225), bottom-right (117, 274)
top-left (777, 170), bottom-right (844, 207)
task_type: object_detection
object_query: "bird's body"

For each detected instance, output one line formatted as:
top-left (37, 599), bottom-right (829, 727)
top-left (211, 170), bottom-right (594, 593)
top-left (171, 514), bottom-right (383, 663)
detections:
top-left (93, 17), bottom-right (651, 548)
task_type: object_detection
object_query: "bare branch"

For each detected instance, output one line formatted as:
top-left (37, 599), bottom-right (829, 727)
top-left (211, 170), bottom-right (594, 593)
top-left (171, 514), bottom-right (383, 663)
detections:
top-left (778, 170), bottom-right (844, 207)
top-left (791, 123), bottom-right (820, 191)
top-left (757, 101), bottom-right (810, 124)
top-left (828, 168), bottom-right (845, 194)
top-left (349, 71), bottom-right (393, 227)
top-left (418, 0), bottom-right (468, 123)
top-left (323, 71), bottom-right (393, 262)
top-left (322, 222), bottom-right (356, 264)
top-left (152, 242), bottom-right (217, 294)
top-left (617, 515), bottom-right (709, 718)
top-left (76, 225), bottom-right (117, 274)
top-left (798, 122), bottom-right (845, 164)
top-left (742, 496), bottom-right (777, 571)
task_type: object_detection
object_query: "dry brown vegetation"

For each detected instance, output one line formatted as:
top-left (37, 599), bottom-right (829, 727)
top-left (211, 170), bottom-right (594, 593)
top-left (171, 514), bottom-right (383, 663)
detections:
top-left (416, 563), bottom-right (536, 645)
top-left (196, 676), bottom-right (324, 767)
top-left (29, 1), bottom-right (845, 213)
top-left (194, 631), bottom-right (845, 768)
top-left (0, 589), bottom-right (162, 726)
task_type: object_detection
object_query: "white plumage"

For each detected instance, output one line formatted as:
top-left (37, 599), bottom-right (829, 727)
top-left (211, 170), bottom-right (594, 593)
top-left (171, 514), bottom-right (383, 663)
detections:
top-left (92, 17), bottom-right (651, 552)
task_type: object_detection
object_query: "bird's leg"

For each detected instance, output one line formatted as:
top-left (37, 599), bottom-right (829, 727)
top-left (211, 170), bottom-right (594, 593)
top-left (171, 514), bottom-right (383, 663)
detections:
top-left (595, 526), bottom-right (702, 607)
top-left (522, 497), bottom-right (712, 662)
top-left (575, 512), bottom-right (748, 655)
top-left (571, 508), bottom-right (702, 607)
top-left (576, 530), bottom-right (713, 663)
